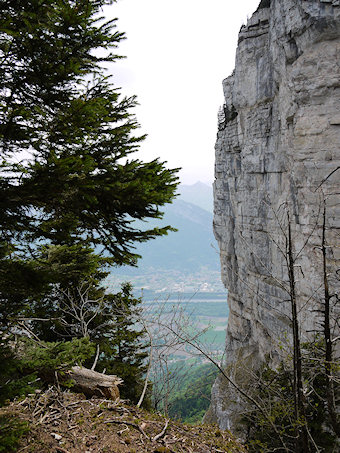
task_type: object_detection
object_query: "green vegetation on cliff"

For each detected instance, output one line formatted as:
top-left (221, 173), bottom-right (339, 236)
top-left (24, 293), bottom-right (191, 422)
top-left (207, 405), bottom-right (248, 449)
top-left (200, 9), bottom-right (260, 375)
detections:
top-left (167, 362), bottom-right (218, 424)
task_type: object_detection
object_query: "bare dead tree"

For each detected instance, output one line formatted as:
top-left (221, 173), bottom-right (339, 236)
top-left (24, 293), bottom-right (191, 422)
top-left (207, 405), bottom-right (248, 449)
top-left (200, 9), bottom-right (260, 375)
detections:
top-left (140, 298), bottom-right (195, 415)
top-left (59, 282), bottom-right (105, 339)
top-left (136, 318), bottom-right (153, 408)
top-left (138, 296), bottom-right (218, 418)
top-left (154, 313), bottom-right (291, 451)
top-left (286, 211), bottom-right (309, 453)
top-left (321, 201), bottom-right (340, 436)
top-left (146, 192), bottom-right (339, 452)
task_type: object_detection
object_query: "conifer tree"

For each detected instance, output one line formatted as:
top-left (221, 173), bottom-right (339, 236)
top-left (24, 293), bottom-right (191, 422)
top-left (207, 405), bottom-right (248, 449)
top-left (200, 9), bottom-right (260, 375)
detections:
top-left (0, 0), bottom-right (178, 402)
top-left (94, 283), bottom-right (151, 406)
top-left (0, 0), bottom-right (178, 320)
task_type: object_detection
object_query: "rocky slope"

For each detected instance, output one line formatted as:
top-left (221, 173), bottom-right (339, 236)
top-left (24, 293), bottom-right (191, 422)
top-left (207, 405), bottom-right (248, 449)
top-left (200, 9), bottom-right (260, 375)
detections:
top-left (209, 0), bottom-right (340, 430)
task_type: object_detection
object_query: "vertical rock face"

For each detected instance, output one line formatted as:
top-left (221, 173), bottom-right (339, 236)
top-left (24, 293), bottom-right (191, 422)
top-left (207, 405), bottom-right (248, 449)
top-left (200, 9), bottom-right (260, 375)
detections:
top-left (210, 0), bottom-right (340, 430)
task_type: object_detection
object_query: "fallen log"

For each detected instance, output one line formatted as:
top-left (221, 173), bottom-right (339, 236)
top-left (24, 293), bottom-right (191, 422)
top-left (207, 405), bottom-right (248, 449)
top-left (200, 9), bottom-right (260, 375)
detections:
top-left (65, 366), bottom-right (123, 400)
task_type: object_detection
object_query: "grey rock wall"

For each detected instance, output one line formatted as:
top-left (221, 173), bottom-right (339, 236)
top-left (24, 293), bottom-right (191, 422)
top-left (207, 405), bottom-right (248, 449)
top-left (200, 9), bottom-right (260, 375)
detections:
top-left (209, 0), bottom-right (340, 431)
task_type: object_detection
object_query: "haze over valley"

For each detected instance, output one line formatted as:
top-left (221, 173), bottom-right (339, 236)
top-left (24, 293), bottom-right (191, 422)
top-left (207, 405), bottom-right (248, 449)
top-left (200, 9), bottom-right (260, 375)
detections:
top-left (107, 182), bottom-right (226, 295)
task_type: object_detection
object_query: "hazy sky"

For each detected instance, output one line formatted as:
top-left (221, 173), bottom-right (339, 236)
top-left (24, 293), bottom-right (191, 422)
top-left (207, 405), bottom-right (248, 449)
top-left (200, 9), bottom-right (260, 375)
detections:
top-left (105, 0), bottom-right (260, 184)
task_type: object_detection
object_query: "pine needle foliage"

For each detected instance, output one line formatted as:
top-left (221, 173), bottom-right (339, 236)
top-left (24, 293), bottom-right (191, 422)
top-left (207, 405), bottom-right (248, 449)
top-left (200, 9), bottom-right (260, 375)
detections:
top-left (0, 415), bottom-right (29, 453)
top-left (0, 0), bottom-right (178, 269)
top-left (0, 337), bottom-right (95, 405)
top-left (0, 0), bottom-right (179, 405)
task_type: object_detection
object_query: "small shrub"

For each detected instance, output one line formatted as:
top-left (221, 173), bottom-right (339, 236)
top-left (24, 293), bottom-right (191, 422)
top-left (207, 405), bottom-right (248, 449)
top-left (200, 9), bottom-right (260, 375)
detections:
top-left (0, 415), bottom-right (29, 452)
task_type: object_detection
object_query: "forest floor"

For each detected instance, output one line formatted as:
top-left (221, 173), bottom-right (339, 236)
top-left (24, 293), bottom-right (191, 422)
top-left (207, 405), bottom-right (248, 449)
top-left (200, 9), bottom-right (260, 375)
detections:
top-left (0, 389), bottom-right (246, 453)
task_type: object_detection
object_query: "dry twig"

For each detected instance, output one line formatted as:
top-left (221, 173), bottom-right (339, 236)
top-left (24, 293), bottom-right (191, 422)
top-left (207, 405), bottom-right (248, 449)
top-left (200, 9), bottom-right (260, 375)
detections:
top-left (152, 418), bottom-right (170, 442)
top-left (104, 418), bottom-right (149, 439)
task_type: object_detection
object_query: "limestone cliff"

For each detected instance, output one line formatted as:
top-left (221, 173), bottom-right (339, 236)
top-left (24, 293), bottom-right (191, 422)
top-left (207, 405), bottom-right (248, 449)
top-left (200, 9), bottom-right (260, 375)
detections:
top-left (209, 0), bottom-right (340, 430)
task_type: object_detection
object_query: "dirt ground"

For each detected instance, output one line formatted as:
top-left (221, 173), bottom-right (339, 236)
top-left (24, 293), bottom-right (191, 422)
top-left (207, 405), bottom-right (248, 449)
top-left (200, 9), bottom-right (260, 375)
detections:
top-left (0, 389), bottom-right (246, 453)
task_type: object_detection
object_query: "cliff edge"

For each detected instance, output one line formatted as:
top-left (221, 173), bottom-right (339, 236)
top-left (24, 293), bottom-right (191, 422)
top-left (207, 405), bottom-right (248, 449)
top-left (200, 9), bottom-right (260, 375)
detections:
top-left (209, 0), bottom-right (340, 431)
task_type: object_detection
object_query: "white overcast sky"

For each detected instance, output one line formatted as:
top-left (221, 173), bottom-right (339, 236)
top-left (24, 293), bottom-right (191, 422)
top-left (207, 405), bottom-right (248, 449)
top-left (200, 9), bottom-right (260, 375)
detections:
top-left (104, 0), bottom-right (260, 184)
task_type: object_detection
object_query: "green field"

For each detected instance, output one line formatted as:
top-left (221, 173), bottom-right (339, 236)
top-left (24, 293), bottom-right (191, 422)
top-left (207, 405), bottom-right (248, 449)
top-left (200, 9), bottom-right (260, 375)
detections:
top-left (143, 295), bottom-right (228, 352)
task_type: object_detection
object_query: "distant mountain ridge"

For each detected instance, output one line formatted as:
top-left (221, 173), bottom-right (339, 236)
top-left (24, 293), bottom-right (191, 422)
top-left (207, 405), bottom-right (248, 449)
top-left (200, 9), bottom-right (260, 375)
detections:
top-left (110, 182), bottom-right (224, 292)
top-left (178, 181), bottom-right (213, 213)
top-left (116, 197), bottom-right (217, 273)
